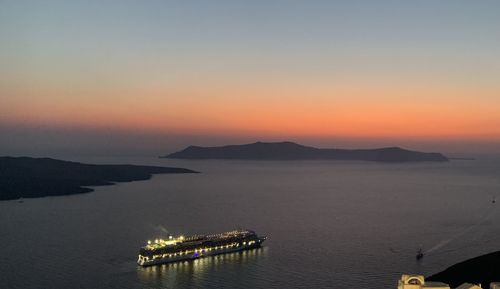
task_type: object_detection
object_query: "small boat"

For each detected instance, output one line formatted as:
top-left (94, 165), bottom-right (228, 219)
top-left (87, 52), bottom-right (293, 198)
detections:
top-left (492, 197), bottom-right (496, 204)
top-left (416, 248), bottom-right (424, 260)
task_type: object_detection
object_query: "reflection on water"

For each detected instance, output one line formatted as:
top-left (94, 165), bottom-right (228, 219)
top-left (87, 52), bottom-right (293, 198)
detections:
top-left (137, 248), bottom-right (267, 288)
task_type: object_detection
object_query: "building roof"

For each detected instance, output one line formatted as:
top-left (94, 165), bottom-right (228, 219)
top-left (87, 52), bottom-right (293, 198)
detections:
top-left (455, 283), bottom-right (482, 289)
top-left (423, 281), bottom-right (451, 288)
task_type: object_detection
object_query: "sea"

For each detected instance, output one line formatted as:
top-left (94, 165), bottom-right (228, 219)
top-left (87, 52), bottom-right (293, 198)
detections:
top-left (1, 156), bottom-right (500, 289)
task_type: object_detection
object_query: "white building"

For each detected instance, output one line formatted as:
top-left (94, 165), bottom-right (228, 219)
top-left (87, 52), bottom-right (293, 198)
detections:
top-left (398, 274), bottom-right (450, 289)
top-left (398, 275), bottom-right (498, 289)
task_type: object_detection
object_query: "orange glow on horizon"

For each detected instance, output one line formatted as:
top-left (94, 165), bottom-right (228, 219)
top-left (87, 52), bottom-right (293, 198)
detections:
top-left (2, 82), bottom-right (500, 141)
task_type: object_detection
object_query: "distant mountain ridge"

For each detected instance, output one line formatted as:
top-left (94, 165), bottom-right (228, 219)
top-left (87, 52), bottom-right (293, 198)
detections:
top-left (162, 141), bottom-right (448, 162)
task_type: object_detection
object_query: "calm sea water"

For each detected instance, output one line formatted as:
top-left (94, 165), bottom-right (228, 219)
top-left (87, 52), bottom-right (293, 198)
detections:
top-left (1, 157), bottom-right (500, 289)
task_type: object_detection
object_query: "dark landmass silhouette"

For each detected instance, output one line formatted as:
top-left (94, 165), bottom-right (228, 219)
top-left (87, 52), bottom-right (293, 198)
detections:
top-left (427, 251), bottom-right (500, 287)
top-left (0, 156), bottom-right (197, 201)
top-left (162, 141), bottom-right (448, 162)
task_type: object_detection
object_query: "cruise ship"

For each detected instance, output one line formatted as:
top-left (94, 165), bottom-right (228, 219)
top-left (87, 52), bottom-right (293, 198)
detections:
top-left (137, 229), bottom-right (267, 266)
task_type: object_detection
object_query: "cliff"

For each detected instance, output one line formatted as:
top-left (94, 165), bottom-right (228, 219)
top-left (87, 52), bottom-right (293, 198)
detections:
top-left (427, 251), bottom-right (500, 288)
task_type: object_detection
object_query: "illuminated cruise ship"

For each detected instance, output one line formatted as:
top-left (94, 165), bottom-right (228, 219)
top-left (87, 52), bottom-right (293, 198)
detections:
top-left (137, 229), bottom-right (267, 266)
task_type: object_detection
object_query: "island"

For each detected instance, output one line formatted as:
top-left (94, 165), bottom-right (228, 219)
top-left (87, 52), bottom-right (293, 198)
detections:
top-left (162, 141), bottom-right (448, 162)
top-left (427, 251), bottom-right (500, 287)
top-left (0, 156), bottom-right (198, 201)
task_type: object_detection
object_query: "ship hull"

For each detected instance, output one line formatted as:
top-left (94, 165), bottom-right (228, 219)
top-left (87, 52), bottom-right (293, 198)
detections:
top-left (138, 242), bottom-right (263, 267)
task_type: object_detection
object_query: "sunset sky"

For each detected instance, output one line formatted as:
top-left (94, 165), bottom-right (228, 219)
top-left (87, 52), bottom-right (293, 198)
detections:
top-left (1, 1), bottom-right (500, 155)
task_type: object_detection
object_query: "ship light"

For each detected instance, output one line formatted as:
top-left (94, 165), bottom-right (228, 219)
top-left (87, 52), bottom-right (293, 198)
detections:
top-left (147, 240), bottom-right (151, 245)
top-left (169, 236), bottom-right (173, 239)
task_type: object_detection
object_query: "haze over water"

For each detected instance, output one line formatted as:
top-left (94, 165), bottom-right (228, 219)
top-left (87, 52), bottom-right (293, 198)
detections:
top-left (2, 156), bottom-right (500, 289)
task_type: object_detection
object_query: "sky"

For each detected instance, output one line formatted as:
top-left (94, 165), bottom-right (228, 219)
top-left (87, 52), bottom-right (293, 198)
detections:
top-left (1, 0), bottom-right (500, 156)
